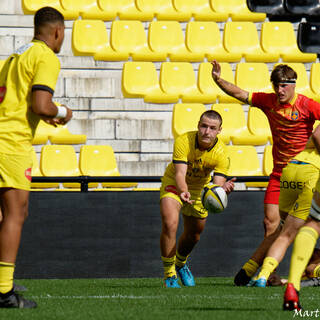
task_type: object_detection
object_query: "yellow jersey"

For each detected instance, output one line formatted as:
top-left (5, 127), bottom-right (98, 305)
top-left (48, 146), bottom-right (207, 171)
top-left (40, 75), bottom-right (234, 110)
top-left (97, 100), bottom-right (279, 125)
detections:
top-left (293, 138), bottom-right (320, 170)
top-left (0, 39), bottom-right (60, 155)
top-left (163, 131), bottom-right (230, 189)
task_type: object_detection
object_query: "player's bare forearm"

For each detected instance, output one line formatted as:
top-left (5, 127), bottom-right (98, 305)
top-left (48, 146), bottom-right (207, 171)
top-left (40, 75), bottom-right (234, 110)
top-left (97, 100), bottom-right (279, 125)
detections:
top-left (214, 77), bottom-right (249, 104)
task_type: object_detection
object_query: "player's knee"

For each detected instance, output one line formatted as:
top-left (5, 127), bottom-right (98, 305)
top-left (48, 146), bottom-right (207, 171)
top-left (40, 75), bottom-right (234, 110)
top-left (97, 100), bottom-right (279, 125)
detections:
top-left (162, 219), bottom-right (178, 236)
top-left (263, 217), bottom-right (279, 235)
top-left (305, 265), bottom-right (315, 278)
top-left (186, 232), bottom-right (201, 244)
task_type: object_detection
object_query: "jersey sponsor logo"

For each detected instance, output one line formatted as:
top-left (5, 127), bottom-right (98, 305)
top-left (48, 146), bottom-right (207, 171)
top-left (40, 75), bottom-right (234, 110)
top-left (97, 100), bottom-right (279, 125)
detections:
top-left (165, 185), bottom-right (178, 195)
top-left (280, 180), bottom-right (305, 190)
top-left (291, 111), bottom-right (299, 121)
top-left (0, 86), bottom-right (6, 103)
top-left (15, 43), bottom-right (34, 55)
top-left (25, 167), bottom-right (32, 181)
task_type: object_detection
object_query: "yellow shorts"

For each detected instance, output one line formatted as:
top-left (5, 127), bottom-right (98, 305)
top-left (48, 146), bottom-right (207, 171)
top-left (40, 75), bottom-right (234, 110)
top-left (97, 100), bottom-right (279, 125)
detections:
top-left (279, 162), bottom-right (319, 221)
top-left (160, 176), bottom-right (208, 219)
top-left (0, 152), bottom-right (32, 191)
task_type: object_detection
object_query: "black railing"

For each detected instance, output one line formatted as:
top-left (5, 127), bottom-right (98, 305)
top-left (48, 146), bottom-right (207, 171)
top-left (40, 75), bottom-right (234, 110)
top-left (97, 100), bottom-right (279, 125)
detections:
top-left (31, 176), bottom-right (270, 192)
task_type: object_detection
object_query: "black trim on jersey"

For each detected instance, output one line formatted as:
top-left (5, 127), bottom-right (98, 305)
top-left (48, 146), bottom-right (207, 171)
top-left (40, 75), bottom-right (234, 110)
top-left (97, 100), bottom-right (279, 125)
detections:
top-left (32, 85), bottom-right (54, 95)
top-left (173, 160), bottom-right (188, 164)
top-left (213, 172), bottom-right (227, 178)
top-left (195, 133), bottom-right (218, 152)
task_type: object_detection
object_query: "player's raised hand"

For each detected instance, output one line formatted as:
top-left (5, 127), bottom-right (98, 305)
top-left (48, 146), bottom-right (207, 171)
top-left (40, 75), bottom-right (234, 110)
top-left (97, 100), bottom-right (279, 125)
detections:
top-left (211, 60), bottom-right (221, 81)
top-left (180, 191), bottom-right (195, 204)
top-left (222, 177), bottom-right (236, 194)
top-left (56, 104), bottom-right (73, 125)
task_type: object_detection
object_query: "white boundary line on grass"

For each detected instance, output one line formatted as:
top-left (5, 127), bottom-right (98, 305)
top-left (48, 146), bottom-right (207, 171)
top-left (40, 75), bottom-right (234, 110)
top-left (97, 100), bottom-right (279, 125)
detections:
top-left (30, 293), bottom-right (282, 300)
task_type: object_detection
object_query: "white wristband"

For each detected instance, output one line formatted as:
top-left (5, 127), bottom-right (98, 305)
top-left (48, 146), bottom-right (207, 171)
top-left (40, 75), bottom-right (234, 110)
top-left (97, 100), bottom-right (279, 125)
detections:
top-left (55, 106), bottom-right (67, 119)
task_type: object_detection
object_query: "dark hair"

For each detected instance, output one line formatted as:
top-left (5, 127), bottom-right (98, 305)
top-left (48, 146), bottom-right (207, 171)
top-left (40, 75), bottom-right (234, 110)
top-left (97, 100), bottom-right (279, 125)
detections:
top-left (199, 110), bottom-right (222, 126)
top-left (34, 6), bottom-right (64, 34)
top-left (270, 64), bottom-right (297, 84)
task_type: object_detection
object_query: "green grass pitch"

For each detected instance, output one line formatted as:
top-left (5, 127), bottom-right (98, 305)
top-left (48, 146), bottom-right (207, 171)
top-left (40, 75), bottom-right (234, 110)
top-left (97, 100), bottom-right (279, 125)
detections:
top-left (0, 277), bottom-right (317, 319)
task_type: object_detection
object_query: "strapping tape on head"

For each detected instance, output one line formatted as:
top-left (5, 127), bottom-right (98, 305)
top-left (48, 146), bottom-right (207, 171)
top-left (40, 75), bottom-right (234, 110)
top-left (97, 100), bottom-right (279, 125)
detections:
top-left (273, 79), bottom-right (296, 85)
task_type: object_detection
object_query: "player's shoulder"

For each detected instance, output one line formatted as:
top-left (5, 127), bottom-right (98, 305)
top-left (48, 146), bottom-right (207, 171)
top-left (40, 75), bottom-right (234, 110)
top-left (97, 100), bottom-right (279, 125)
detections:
top-left (176, 131), bottom-right (197, 144)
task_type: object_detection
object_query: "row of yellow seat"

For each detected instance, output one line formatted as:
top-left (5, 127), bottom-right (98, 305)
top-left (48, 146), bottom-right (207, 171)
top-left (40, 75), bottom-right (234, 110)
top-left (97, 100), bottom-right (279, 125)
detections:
top-left (23, 0), bottom-right (265, 22)
top-left (73, 20), bottom-right (316, 62)
top-left (31, 145), bottom-right (137, 189)
top-left (122, 61), bottom-right (320, 104)
top-left (172, 103), bottom-right (272, 146)
top-left (31, 143), bottom-right (272, 189)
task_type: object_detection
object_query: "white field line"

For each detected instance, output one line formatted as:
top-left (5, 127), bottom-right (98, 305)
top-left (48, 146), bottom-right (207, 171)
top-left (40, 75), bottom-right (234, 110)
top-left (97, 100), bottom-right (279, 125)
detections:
top-left (30, 293), bottom-right (282, 300)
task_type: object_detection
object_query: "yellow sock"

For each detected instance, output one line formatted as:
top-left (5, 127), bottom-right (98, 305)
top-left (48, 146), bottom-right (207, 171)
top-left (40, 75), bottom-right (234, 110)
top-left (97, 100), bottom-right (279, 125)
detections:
top-left (161, 256), bottom-right (176, 279)
top-left (243, 259), bottom-right (259, 277)
top-left (257, 257), bottom-right (279, 280)
top-left (288, 226), bottom-right (318, 291)
top-left (0, 262), bottom-right (14, 294)
top-left (313, 264), bottom-right (320, 278)
top-left (175, 251), bottom-right (188, 268)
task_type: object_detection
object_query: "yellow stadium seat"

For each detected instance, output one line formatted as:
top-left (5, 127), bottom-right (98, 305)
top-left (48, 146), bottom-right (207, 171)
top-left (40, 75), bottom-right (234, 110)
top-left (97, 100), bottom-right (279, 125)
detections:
top-left (198, 62), bottom-right (239, 103)
top-left (49, 126), bottom-right (87, 145)
top-left (72, 20), bottom-right (128, 61)
top-left (212, 104), bottom-right (268, 145)
top-left (261, 22), bottom-right (317, 62)
top-left (107, 21), bottom-right (166, 61)
top-left (61, 0), bottom-right (110, 20)
top-left (31, 147), bottom-right (59, 189)
top-left (173, 0), bottom-right (228, 21)
top-left (247, 107), bottom-right (272, 143)
top-left (274, 63), bottom-right (318, 101)
top-left (310, 63), bottom-right (320, 101)
top-left (263, 145), bottom-right (273, 176)
top-left (40, 145), bottom-right (80, 188)
top-left (223, 22), bottom-right (279, 62)
top-left (98, 0), bottom-right (153, 20)
top-left (210, 0), bottom-right (266, 21)
top-left (226, 145), bottom-right (263, 176)
top-left (22, 0), bottom-right (79, 19)
top-left (172, 103), bottom-right (207, 139)
top-left (148, 21), bottom-right (203, 62)
top-left (122, 62), bottom-right (178, 103)
top-left (160, 62), bottom-right (213, 103)
top-left (79, 145), bottom-right (137, 188)
top-left (185, 22), bottom-right (241, 62)
top-left (135, 0), bottom-right (190, 21)
top-left (235, 63), bottom-right (272, 93)
top-left (32, 120), bottom-right (53, 145)
top-left (0, 60), bottom-right (5, 71)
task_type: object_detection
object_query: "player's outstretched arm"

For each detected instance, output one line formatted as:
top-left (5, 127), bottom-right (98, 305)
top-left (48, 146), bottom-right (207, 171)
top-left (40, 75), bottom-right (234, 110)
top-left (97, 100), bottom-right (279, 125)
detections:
top-left (31, 89), bottom-right (72, 125)
top-left (211, 60), bottom-right (249, 104)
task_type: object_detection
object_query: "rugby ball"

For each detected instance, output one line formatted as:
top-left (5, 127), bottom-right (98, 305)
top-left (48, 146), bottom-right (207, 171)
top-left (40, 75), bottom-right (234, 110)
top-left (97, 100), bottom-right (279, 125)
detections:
top-left (201, 184), bottom-right (228, 214)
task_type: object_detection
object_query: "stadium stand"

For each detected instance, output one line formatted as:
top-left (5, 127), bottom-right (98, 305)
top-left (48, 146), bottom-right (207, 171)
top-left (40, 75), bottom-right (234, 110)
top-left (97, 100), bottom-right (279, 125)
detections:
top-left (79, 145), bottom-right (138, 188)
top-left (160, 62), bottom-right (213, 103)
top-left (172, 0), bottom-right (228, 21)
top-left (22, 0), bottom-right (79, 19)
top-left (235, 62), bottom-right (273, 93)
top-left (223, 21), bottom-right (279, 62)
top-left (297, 22), bottom-right (320, 54)
top-left (247, 107), bottom-right (273, 144)
top-left (197, 62), bottom-right (239, 103)
top-left (185, 21), bottom-right (241, 62)
top-left (284, 0), bottom-right (320, 21)
top-left (263, 145), bottom-right (273, 176)
top-left (121, 61), bottom-right (179, 103)
top-left (148, 21), bottom-right (203, 62)
top-left (310, 63), bottom-right (320, 96)
top-left (226, 145), bottom-right (263, 176)
top-left (261, 21), bottom-right (317, 62)
top-left (210, 0), bottom-right (266, 21)
top-left (211, 104), bottom-right (268, 145)
top-left (171, 103), bottom-right (207, 139)
top-left (135, 0), bottom-right (191, 21)
top-left (40, 145), bottom-right (80, 189)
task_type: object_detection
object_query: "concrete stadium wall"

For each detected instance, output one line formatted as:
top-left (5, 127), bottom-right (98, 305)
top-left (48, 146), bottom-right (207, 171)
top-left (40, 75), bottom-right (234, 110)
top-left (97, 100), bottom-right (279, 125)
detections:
top-left (16, 190), bottom-right (292, 279)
